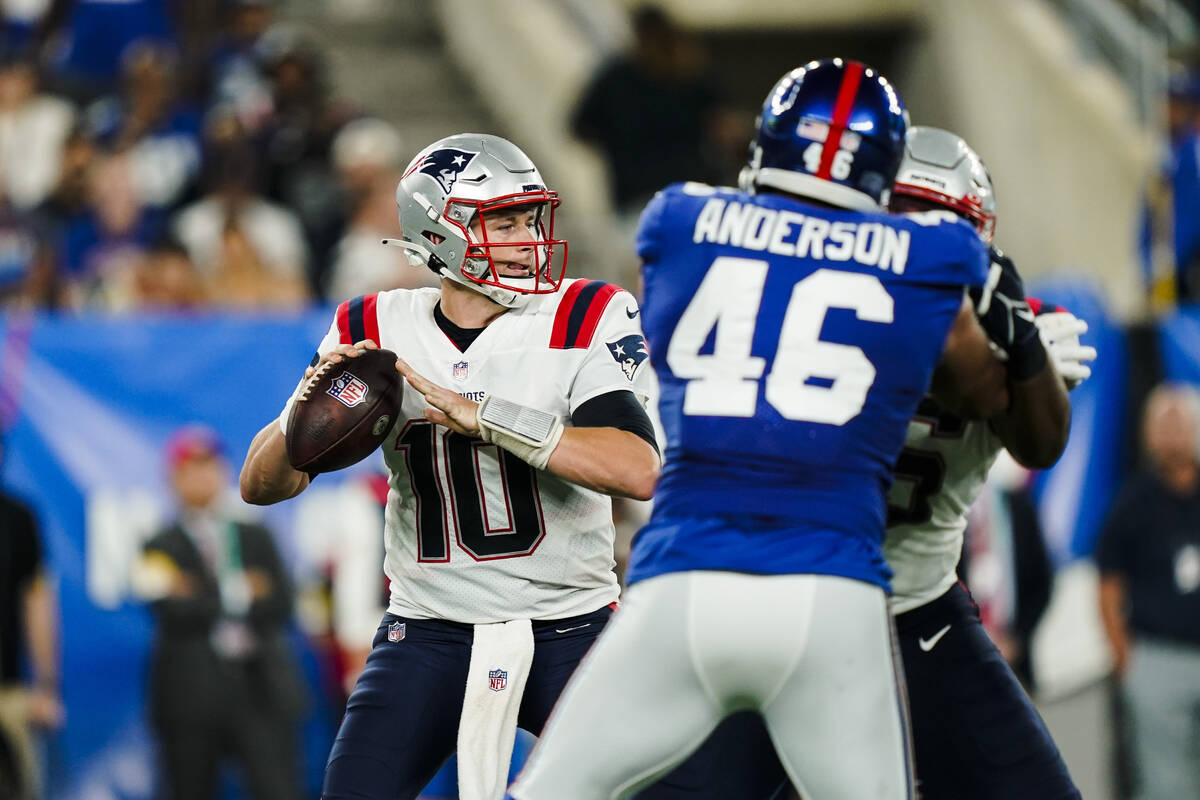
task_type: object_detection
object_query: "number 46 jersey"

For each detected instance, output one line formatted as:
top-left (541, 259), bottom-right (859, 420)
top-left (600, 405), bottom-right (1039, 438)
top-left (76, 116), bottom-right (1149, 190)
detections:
top-left (302, 280), bottom-right (652, 624)
top-left (626, 183), bottom-right (989, 591)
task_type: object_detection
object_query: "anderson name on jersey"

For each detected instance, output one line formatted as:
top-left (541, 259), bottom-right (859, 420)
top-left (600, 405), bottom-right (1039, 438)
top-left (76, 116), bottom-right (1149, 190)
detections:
top-left (300, 279), bottom-right (652, 623)
top-left (627, 182), bottom-right (989, 590)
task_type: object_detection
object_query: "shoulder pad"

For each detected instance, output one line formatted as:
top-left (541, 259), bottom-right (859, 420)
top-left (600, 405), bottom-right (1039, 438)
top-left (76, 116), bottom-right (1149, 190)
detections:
top-left (335, 293), bottom-right (381, 346)
top-left (549, 280), bottom-right (623, 350)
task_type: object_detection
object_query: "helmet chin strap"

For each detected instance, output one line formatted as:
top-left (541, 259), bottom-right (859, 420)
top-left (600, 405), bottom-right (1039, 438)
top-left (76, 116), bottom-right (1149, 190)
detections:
top-left (449, 269), bottom-right (526, 308)
top-left (383, 238), bottom-right (528, 307)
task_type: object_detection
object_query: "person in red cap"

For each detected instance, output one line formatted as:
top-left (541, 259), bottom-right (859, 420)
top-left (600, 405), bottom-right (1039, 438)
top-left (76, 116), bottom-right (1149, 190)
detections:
top-left (136, 424), bottom-right (305, 800)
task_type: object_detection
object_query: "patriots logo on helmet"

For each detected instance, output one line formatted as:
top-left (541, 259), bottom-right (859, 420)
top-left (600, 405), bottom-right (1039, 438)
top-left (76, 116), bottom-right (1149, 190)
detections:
top-left (607, 334), bottom-right (649, 381)
top-left (418, 148), bottom-right (478, 193)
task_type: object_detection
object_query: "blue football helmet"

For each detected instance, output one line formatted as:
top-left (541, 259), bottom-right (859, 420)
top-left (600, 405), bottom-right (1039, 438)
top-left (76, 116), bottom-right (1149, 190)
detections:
top-left (739, 58), bottom-right (909, 211)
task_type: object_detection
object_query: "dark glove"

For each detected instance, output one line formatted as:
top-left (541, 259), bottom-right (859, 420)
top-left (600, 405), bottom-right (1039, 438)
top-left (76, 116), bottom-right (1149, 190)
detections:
top-left (968, 249), bottom-right (1047, 382)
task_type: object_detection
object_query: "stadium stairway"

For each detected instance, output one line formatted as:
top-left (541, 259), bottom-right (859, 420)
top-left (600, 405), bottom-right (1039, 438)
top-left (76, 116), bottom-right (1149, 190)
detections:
top-left (280, 0), bottom-right (500, 168)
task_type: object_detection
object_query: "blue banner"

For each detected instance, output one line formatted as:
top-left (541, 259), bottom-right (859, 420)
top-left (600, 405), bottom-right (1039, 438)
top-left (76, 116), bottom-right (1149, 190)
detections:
top-left (1159, 304), bottom-right (1200, 383)
top-left (0, 311), bottom-right (346, 798)
top-left (1024, 277), bottom-right (1128, 561)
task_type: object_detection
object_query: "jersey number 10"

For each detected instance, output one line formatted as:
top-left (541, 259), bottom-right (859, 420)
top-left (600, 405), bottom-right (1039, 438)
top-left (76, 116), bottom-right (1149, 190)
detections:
top-left (666, 258), bottom-right (893, 425)
top-left (396, 420), bottom-right (545, 561)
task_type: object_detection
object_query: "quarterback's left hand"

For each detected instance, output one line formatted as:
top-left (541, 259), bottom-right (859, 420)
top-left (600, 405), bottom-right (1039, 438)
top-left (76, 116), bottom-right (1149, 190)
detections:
top-left (1035, 310), bottom-right (1097, 390)
top-left (396, 358), bottom-right (481, 436)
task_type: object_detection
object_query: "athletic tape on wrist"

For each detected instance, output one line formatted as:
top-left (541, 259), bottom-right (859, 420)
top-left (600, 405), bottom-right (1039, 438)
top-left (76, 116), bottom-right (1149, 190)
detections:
top-left (477, 396), bottom-right (564, 469)
top-left (478, 396), bottom-right (560, 446)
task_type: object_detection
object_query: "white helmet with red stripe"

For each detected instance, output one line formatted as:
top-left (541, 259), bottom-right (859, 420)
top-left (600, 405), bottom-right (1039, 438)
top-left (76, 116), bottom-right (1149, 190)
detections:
top-left (890, 126), bottom-right (996, 242)
top-left (385, 133), bottom-right (567, 307)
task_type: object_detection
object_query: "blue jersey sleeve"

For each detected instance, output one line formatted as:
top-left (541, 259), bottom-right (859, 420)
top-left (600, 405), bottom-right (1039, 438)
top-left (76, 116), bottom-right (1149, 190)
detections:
top-left (635, 188), bottom-right (673, 264)
top-left (892, 211), bottom-right (989, 289)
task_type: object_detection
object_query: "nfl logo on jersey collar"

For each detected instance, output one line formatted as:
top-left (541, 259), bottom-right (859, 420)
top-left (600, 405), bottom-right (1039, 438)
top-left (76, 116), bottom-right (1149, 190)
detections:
top-left (452, 360), bottom-right (469, 382)
top-left (488, 669), bottom-right (508, 691)
top-left (388, 621), bottom-right (406, 642)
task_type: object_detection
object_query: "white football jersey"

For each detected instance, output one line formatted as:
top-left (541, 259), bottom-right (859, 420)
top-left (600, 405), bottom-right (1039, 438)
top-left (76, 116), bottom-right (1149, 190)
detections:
top-left (882, 398), bottom-right (1003, 614)
top-left (306, 278), bottom-right (653, 623)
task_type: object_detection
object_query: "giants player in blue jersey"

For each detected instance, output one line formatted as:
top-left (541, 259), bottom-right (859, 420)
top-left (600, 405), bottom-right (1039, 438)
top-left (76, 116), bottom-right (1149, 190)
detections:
top-left (636, 128), bottom-right (1094, 800)
top-left (509, 59), bottom-right (1010, 800)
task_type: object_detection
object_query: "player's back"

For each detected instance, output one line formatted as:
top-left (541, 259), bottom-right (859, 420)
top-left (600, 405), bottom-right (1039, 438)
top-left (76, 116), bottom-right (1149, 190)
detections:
top-left (627, 182), bottom-right (988, 589)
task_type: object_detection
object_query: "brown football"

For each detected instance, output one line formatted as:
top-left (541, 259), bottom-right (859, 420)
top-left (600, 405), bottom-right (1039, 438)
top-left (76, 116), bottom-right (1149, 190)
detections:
top-left (285, 348), bottom-right (402, 473)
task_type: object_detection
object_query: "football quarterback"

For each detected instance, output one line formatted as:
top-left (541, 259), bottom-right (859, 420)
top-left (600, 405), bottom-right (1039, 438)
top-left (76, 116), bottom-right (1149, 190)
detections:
top-left (240, 133), bottom-right (660, 800)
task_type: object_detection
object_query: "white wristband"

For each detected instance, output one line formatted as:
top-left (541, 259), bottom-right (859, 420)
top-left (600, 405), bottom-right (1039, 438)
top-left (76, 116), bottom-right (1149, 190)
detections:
top-left (476, 396), bottom-right (565, 470)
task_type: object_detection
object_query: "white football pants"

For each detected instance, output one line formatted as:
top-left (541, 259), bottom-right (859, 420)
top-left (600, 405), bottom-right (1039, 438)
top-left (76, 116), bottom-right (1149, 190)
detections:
top-left (509, 570), bottom-right (913, 800)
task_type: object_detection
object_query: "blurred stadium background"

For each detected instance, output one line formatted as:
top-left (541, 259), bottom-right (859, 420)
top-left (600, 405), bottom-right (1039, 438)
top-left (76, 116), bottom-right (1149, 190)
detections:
top-left (2, 0), bottom-right (1200, 798)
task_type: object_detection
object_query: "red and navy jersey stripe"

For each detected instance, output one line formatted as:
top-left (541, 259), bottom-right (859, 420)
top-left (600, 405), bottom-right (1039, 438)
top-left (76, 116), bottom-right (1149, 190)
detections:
top-left (336, 293), bottom-right (381, 346)
top-left (1026, 297), bottom-right (1062, 316)
top-left (550, 280), bottom-right (621, 350)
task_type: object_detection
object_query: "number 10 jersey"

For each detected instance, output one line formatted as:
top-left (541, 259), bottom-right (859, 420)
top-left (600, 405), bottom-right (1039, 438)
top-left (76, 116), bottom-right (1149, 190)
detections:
top-left (306, 281), bottom-right (652, 623)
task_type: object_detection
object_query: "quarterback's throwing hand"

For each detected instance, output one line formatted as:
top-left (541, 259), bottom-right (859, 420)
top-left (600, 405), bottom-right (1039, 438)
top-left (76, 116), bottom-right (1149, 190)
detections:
top-left (396, 358), bottom-right (481, 436)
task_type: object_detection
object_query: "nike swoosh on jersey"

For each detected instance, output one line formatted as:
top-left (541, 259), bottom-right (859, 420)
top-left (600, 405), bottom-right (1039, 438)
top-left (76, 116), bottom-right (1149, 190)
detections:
top-left (555, 623), bottom-right (592, 634)
top-left (625, 306), bottom-right (640, 319)
top-left (918, 624), bottom-right (952, 652)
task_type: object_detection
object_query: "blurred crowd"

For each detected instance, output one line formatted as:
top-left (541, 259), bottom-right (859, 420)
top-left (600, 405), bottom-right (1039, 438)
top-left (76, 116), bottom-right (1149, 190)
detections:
top-left (0, 0), bottom-right (436, 315)
top-left (1142, 62), bottom-right (1200, 309)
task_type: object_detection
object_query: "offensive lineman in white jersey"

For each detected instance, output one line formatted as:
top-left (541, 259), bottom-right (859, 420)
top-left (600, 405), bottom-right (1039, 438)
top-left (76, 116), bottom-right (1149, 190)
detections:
top-left (881, 126), bottom-right (1092, 799)
top-left (240, 133), bottom-right (660, 800)
top-left (635, 127), bottom-right (1095, 800)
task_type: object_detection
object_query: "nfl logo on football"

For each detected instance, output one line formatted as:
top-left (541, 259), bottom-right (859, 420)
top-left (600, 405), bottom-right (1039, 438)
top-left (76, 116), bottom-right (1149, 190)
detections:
top-left (488, 668), bottom-right (507, 692)
top-left (452, 360), bottom-right (469, 382)
top-left (328, 372), bottom-right (369, 408)
top-left (387, 621), bottom-right (406, 642)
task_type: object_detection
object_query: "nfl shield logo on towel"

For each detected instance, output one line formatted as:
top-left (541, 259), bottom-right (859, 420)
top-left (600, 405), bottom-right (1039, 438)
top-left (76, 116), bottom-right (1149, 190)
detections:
top-left (452, 360), bottom-right (469, 382)
top-left (387, 621), bottom-right (406, 642)
top-left (488, 669), bottom-right (507, 692)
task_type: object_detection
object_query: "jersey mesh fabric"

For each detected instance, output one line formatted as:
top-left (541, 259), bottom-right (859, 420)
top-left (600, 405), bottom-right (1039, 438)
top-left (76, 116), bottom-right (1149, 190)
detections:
top-left (883, 410), bottom-right (1003, 614)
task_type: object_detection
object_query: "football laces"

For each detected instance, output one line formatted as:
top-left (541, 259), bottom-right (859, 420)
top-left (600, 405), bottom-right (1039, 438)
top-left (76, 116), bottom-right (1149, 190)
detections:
top-left (297, 359), bottom-right (338, 402)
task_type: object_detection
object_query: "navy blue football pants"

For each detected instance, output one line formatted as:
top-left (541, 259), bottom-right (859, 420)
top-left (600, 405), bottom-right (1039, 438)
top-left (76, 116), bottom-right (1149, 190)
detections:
top-left (639, 582), bottom-right (1079, 800)
top-left (322, 605), bottom-right (613, 800)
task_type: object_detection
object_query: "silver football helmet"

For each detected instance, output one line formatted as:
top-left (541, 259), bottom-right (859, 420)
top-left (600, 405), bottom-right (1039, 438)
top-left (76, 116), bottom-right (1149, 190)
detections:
top-left (384, 133), bottom-right (567, 307)
top-left (890, 126), bottom-right (996, 242)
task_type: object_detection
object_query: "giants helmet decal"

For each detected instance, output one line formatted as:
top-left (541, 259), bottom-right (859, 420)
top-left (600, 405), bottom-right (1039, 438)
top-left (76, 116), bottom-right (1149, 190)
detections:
top-left (891, 126), bottom-right (997, 242)
top-left (386, 133), bottom-right (568, 308)
top-left (740, 58), bottom-right (909, 211)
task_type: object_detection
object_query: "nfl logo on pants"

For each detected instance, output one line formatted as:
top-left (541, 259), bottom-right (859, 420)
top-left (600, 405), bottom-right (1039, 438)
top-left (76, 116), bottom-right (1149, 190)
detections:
top-left (388, 621), bottom-right (406, 642)
top-left (488, 669), bottom-right (507, 692)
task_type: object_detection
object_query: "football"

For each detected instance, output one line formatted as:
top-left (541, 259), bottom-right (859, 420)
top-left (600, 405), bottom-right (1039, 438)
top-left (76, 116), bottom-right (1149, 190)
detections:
top-left (285, 348), bottom-right (403, 473)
